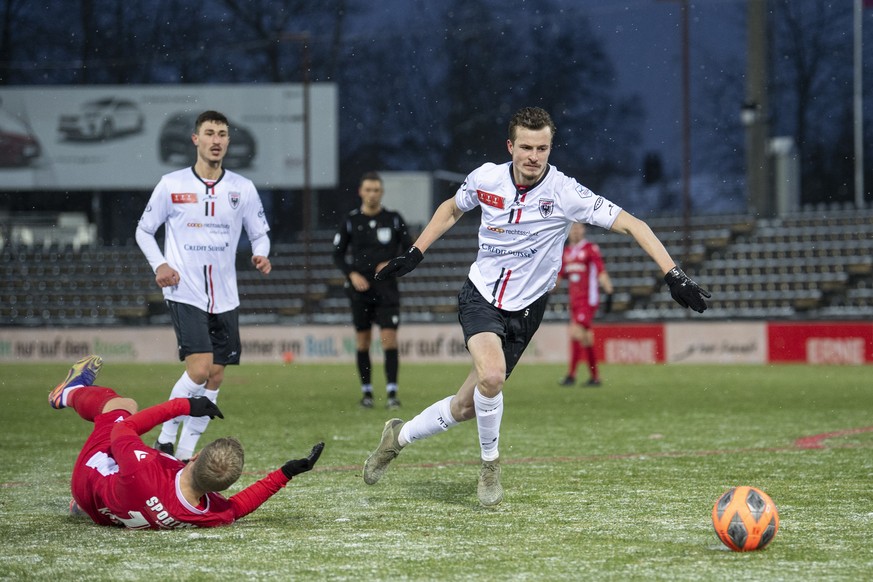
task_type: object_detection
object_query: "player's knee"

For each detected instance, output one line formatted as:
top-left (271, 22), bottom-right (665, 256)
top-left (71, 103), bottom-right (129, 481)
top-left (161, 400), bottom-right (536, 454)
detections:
top-left (188, 367), bottom-right (210, 384)
top-left (477, 370), bottom-right (505, 396)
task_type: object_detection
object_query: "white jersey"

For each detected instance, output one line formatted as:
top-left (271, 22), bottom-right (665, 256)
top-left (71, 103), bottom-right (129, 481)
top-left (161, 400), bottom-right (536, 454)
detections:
top-left (137, 167), bottom-right (270, 313)
top-left (454, 162), bottom-right (621, 311)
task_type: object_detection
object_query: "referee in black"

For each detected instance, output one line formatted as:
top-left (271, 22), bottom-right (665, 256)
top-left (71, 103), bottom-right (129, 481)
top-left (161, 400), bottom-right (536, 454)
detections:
top-left (333, 171), bottom-right (413, 409)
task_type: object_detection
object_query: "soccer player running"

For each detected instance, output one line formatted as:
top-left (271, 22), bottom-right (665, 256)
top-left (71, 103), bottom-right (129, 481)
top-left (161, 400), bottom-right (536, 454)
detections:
top-left (136, 110), bottom-right (272, 461)
top-left (362, 107), bottom-right (709, 507)
top-left (332, 171), bottom-right (413, 409)
top-left (556, 222), bottom-right (614, 387)
top-left (49, 355), bottom-right (324, 529)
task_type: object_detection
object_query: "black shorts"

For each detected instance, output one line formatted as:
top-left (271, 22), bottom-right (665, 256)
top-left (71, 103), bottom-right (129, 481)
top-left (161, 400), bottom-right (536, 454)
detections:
top-left (166, 300), bottom-right (241, 365)
top-left (457, 278), bottom-right (548, 377)
top-left (346, 280), bottom-right (401, 331)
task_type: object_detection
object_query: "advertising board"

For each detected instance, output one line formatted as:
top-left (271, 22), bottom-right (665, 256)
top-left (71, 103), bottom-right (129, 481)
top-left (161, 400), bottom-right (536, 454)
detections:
top-left (0, 84), bottom-right (337, 190)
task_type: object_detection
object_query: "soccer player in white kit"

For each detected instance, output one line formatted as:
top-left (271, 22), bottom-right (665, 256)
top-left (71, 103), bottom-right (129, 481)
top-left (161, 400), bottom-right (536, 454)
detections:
top-left (136, 110), bottom-right (271, 461)
top-left (363, 107), bottom-right (710, 506)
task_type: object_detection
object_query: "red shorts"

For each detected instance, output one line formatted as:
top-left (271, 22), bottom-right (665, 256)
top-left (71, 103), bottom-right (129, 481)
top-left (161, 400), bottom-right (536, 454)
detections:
top-left (570, 304), bottom-right (596, 329)
top-left (70, 410), bottom-right (131, 526)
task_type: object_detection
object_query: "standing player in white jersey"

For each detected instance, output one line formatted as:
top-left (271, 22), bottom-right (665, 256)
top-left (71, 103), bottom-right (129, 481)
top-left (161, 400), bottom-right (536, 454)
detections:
top-left (136, 110), bottom-right (271, 461)
top-left (362, 106), bottom-right (710, 507)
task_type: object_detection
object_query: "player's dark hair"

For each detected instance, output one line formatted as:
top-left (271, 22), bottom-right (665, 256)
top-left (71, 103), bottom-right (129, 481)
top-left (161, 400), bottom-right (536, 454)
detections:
top-left (194, 110), bottom-right (229, 134)
top-left (191, 437), bottom-right (244, 492)
top-left (508, 107), bottom-right (556, 143)
top-left (360, 171), bottom-right (382, 185)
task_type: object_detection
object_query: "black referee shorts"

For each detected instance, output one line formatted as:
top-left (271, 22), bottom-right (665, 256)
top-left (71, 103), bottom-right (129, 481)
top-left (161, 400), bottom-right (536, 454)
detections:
top-left (346, 279), bottom-right (401, 331)
top-left (166, 300), bottom-right (242, 365)
top-left (457, 278), bottom-right (548, 377)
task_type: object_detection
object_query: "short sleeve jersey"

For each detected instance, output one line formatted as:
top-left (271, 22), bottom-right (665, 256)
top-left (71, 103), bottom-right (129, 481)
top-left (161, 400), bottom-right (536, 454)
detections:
top-left (559, 239), bottom-right (606, 308)
top-left (454, 162), bottom-right (621, 311)
top-left (137, 167), bottom-right (270, 313)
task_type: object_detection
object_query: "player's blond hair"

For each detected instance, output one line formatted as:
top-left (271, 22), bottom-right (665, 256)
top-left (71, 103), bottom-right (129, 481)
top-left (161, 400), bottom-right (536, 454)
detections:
top-left (191, 437), bottom-right (244, 492)
top-left (508, 107), bottom-right (557, 143)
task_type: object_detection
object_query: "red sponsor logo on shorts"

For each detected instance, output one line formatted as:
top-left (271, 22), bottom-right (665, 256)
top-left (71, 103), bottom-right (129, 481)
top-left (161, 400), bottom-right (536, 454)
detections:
top-left (477, 189), bottom-right (505, 209)
top-left (171, 193), bottom-right (198, 204)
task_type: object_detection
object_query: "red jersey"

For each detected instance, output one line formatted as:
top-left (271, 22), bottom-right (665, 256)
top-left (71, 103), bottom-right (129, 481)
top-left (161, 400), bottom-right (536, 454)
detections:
top-left (559, 239), bottom-right (606, 309)
top-left (72, 399), bottom-right (290, 529)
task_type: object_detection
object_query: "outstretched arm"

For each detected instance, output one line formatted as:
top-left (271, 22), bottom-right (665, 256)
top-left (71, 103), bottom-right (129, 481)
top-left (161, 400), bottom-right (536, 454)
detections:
top-left (112, 398), bottom-right (223, 440)
top-left (609, 211), bottom-right (675, 275)
top-left (376, 198), bottom-right (465, 280)
top-left (609, 210), bottom-right (710, 312)
top-left (109, 397), bottom-right (224, 478)
top-left (412, 197), bottom-right (464, 253)
top-left (229, 442), bottom-right (325, 520)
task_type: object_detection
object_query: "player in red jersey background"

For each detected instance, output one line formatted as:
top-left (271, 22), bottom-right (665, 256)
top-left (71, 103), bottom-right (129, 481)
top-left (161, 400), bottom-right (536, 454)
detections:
top-left (556, 222), bottom-right (614, 386)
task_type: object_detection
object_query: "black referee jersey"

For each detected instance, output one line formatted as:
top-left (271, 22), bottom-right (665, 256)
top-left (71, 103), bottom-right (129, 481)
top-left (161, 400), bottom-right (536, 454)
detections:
top-left (332, 208), bottom-right (413, 280)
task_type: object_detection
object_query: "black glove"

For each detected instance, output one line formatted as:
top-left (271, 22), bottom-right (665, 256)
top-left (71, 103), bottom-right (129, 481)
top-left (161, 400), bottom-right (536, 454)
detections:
top-left (374, 246), bottom-right (423, 280)
top-left (281, 442), bottom-right (325, 479)
top-left (187, 397), bottom-right (224, 419)
top-left (603, 293), bottom-right (613, 314)
top-left (664, 267), bottom-right (711, 313)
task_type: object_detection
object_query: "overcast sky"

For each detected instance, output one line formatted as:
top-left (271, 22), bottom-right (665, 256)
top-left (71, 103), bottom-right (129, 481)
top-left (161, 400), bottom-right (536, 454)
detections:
top-left (365, 0), bottom-right (748, 172)
top-left (578, 0), bottom-right (746, 170)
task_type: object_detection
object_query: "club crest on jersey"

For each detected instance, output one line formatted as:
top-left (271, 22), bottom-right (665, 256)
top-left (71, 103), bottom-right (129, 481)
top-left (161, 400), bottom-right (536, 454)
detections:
top-left (539, 198), bottom-right (555, 218)
top-left (228, 191), bottom-right (241, 209)
top-left (477, 189), bottom-right (505, 209)
top-left (171, 193), bottom-right (198, 204)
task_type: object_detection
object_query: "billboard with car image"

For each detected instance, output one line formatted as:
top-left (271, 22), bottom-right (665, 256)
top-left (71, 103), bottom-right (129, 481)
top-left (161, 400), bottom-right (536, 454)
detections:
top-left (0, 84), bottom-right (337, 190)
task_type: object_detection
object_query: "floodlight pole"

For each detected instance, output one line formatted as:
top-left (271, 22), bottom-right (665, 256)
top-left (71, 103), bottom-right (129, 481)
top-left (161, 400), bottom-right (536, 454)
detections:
top-left (745, 0), bottom-right (771, 217)
top-left (657, 0), bottom-right (693, 267)
top-left (301, 36), bottom-right (313, 318)
top-left (680, 0), bottom-right (692, 266)
top-left (854, 0), bottom-right (865, 208)
top-left (282, 32), bottom-right (313, 318)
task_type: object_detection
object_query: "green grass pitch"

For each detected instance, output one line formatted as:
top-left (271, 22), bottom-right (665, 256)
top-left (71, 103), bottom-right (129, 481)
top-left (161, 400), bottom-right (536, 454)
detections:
top-left (1, 361), bottom-right (872, 580)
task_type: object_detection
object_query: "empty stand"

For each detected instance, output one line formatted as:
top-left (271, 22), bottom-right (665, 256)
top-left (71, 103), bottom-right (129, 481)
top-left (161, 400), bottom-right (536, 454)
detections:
top-left (1, 210), bottom-right (871, 326)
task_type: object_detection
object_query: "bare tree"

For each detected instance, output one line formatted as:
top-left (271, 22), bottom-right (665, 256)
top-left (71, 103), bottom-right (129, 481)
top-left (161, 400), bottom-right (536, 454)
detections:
top-left (439, 0), bottom-right (641, 188)
top-left (0, 0), bottom-right (53, 84)
top-left (769, 0), bottom-right (853, 205)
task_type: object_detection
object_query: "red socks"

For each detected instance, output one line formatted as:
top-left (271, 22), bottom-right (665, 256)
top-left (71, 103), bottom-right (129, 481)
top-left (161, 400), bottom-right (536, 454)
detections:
top-left (568, 340), bottom-right (583, 378)
top-left (68, 386), bottom-right (120, 421)
top-left (586, 346), bottom-right (599, 381)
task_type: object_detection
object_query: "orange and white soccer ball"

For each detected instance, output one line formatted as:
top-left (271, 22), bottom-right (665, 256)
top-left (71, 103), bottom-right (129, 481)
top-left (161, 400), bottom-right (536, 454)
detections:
top-left (711, 486), bottom-right (779, 551)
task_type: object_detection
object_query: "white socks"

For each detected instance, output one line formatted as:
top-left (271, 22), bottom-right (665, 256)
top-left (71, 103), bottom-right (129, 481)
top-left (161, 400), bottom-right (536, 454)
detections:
top-left (474, 387), bottom-right (503, 462)
top-left (61, 386), bottom-right (82, 408)
top-left (397, 388), bottom-right (503, 461)
top-left (157, 371), bottom-right (205, 446)
top-left (176, 388), bottom-right (219, 460)
top-left (398, 395), bottom-right (458, 447)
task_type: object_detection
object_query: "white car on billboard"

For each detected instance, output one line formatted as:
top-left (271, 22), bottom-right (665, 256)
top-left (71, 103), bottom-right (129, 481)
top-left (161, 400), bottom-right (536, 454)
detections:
top-left (58, 97), bottom-right (144, 141)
